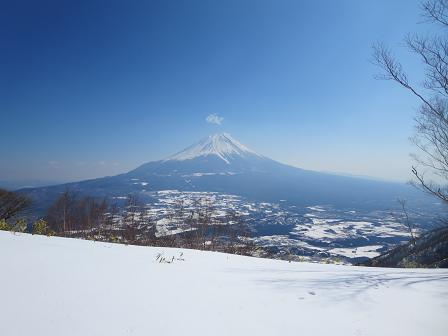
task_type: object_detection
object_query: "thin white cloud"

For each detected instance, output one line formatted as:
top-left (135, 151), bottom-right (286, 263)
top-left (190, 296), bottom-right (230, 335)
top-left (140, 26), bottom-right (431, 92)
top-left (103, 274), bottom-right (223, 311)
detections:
top-left (206, 113), bottom-right (224, 125)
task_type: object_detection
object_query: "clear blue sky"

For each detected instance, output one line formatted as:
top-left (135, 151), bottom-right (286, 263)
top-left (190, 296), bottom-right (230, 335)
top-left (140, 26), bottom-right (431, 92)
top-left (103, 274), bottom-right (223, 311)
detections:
top-left (0, 0), bottom-right (437, 182)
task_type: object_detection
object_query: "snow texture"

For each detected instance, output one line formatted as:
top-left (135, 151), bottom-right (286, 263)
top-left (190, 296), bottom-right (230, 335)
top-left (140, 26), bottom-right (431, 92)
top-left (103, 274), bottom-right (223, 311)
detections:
top-left (1, 231), bottom-right (447, 336)
top-left (165, 133), bottom-right (261, 164)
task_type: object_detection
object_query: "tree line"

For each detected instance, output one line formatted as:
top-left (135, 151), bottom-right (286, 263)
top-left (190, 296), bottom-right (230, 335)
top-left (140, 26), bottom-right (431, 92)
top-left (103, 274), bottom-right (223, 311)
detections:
top-left (0, 188), bottom-right (256, 256)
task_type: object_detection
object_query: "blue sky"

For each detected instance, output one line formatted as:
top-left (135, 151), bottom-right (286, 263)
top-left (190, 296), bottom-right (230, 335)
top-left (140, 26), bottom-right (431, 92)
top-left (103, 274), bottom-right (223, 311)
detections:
top-left (0, 0), bottom-right (437, 182)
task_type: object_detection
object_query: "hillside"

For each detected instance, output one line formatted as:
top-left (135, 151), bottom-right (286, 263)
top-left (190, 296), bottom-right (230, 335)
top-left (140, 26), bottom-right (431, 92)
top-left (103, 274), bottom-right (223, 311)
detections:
top-left (1, 231), bottom-right (447, 336)
top-left (364, 227), bottom-right (448, 268)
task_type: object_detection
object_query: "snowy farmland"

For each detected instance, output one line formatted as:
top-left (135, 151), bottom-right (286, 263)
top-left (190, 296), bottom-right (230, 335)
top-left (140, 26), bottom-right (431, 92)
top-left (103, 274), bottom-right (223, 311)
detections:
top-left (1, 231), bottom-right (447, 336)
top-left (120, 190), bottom-right (436, 262)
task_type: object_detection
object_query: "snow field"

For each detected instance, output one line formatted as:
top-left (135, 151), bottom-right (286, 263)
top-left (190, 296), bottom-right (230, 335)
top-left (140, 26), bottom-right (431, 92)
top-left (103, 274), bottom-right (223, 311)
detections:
top-left (1, 231), bottom-right (447, 336)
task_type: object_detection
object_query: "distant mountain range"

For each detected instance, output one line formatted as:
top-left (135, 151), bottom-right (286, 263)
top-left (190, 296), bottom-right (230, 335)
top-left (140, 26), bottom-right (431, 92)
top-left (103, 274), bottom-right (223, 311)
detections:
top-left (20, 133), bottom-right (431, 214)
top-left (0, 179), bottom-right (67, 190)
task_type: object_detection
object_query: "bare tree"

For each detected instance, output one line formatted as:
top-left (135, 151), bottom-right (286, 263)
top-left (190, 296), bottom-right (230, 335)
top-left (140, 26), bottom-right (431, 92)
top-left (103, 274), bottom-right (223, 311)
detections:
top-left (397, 198), bottom-right (416, 245)
top-left (422, 0), bottom-right (448, 26)
top-left (122, 194), bottom-right (141, 244)
top-left (222, 210), bottom-right (254, 255)
top-left (373, 0), bottom-right (448, 210)
top-left (46, 191), bottom-right (110, 238)
top-left (0, 188), bottom-right (31, 222)
top-left (104, 202), bottom-right (119, 240)
top-left (46, 190), bottom-right (78, 234)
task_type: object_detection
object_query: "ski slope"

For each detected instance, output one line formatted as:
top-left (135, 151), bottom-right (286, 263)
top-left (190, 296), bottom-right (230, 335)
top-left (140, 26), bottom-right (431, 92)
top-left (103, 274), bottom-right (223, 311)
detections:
top-left (1, 231), bottom-right (447, 336)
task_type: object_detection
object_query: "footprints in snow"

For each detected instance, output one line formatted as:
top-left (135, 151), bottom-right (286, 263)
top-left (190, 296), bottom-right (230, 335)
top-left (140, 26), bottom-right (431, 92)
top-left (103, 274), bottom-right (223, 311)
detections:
top-left (298, 291), bottom-right (317, 300)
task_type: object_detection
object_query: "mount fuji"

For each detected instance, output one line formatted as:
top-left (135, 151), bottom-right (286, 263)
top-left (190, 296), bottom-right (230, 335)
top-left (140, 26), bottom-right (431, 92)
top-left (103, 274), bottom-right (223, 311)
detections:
top-left (166, 133), bottom-right (262, 163)
top-left (22, 133), bottom-right (428, 213)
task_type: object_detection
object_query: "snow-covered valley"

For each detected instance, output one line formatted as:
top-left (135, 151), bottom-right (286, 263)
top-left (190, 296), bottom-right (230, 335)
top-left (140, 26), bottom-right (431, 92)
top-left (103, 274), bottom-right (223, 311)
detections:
top-left (1, 231), bottom-right (447, 336)
top-left (111, 190), bottom-right (436, 263)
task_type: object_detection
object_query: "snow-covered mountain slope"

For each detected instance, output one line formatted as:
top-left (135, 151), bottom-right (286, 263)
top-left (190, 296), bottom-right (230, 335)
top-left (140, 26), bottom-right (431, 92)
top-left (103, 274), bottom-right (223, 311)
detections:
top-left (1, 231), bottom-right (447, 336)
top-left (166, 133), bottom-right (262, 164)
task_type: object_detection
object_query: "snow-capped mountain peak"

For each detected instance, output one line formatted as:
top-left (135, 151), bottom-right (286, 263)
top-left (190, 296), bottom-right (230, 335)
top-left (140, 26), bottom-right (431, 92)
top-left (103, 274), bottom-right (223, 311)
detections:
top-left (165, 133), bottom-right (261, 164)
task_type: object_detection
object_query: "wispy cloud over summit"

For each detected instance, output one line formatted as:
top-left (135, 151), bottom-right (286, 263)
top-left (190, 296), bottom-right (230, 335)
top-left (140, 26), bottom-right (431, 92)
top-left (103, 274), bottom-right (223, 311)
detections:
top-left (206, 113), bottom-right (224, 125)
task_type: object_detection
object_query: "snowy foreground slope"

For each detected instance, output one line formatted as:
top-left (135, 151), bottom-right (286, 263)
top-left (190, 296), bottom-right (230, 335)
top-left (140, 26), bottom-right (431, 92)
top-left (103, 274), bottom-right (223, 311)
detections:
top-left (1, 232), bottom-right (447, 336)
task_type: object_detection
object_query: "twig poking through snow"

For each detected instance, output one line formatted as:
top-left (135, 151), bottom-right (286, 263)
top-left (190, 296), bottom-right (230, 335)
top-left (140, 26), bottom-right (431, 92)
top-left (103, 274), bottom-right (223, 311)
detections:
top-left (155, 251), bottom-right (186, 264)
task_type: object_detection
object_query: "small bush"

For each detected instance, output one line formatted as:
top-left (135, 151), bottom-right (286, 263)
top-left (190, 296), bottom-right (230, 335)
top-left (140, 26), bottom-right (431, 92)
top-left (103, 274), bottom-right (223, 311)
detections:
top-left (12, 218), bottom-right (27, 233)
top-left (0, 219), bottom-right (11, 231)
top-left (33, 219), bottom-right (49, 235)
